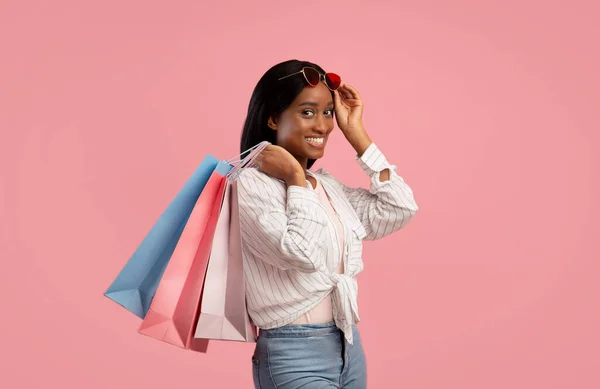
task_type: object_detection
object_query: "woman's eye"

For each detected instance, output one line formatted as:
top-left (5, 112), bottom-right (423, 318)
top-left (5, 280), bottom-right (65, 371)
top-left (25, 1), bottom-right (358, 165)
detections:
top-left (302, 109), bottom-right (333, 117)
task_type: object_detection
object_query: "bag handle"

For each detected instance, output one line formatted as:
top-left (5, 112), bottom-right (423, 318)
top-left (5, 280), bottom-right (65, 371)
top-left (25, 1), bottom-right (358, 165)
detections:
top-left (226, 141), bottom-right (265, 165)
top-left (227, 141), bottom-right (270, 181)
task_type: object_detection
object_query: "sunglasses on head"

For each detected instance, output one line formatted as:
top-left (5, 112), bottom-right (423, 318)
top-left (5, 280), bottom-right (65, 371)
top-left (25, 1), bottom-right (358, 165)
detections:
top-left (277, 66), bottom-right (341, 91)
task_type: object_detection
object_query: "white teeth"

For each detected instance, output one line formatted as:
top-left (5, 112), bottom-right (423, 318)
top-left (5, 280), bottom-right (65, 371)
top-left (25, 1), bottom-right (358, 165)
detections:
top-left (306, 137), bottom-right (324, 144)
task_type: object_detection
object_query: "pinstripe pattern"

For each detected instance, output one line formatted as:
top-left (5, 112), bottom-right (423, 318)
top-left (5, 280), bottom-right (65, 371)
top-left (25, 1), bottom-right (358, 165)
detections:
top-left (236, 143), bottom-right (418, 344)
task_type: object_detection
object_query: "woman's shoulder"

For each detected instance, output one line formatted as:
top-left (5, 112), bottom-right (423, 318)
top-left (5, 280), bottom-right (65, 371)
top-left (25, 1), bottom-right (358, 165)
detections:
top-left (236, 167), bottom-right (344, 191)
top-left (312, 168), bottom-right (343, 185)
top-left (236, 167), bottom-right (286, 190)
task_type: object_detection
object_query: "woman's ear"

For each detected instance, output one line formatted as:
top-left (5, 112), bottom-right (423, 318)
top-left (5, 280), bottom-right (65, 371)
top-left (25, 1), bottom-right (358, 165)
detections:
top-left (267, 116), bottom-right (277, 130)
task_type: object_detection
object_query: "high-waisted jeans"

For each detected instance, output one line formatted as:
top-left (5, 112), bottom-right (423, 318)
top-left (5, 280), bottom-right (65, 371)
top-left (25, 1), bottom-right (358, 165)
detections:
top-left (251, 322), bottom-right (367, 388)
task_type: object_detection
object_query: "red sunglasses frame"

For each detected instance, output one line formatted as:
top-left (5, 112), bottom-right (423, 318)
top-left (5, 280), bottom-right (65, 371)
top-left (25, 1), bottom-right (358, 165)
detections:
top-left (277, 67), bottom-right (341, 91)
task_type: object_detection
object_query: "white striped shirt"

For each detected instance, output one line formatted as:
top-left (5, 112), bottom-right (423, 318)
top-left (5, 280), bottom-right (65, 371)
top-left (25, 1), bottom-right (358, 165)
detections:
top-left (236, 143), bottom-right (418, 344)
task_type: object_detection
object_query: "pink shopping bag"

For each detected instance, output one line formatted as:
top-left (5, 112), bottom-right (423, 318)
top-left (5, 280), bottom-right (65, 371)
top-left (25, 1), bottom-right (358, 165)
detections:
top-left (194, 180), bottom-right (257, 342)
top-left (138, 161), bottom-right (232, 351)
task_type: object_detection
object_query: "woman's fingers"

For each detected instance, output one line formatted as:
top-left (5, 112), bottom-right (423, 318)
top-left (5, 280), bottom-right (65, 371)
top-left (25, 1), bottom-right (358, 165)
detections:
top-left (338, 84), bottom-right (362, 106)
top-left (253, 152), bottom-right (263, 167)
top-left (333, 89), bottom-right (342, 106)
top-left (338, 84), bottom-right (351, 100)
top-left (336, 88), bottom-right (351, 109)
top-left (343, 84), bottom-right (361, 100)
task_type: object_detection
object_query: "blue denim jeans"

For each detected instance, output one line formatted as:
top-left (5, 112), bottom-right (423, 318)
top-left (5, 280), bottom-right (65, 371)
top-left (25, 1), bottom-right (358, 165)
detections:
top-left (251, 322), bottom-right (367, 388)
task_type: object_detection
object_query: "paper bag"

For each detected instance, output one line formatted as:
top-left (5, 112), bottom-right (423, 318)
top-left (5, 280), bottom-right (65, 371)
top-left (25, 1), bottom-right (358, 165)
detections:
top-left (104, 155), bottom-right (219, 318)
top-left (138, 161), bottom-right (232, 351)
top-left (194, 180), bottom-right (257, 342)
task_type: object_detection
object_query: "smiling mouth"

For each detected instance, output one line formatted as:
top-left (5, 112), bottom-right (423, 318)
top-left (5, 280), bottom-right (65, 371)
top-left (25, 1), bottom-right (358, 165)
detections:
top-left (305, 137), bottom-right (325, 146)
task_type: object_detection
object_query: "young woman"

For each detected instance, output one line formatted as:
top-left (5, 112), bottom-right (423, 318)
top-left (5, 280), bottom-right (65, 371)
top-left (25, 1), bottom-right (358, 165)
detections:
top-left (236, 60), bottom-right (418, 389)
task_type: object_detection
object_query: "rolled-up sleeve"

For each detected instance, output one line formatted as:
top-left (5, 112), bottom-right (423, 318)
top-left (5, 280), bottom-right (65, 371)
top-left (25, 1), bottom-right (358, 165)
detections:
top-left (342, 143), bottom-right (419, 240)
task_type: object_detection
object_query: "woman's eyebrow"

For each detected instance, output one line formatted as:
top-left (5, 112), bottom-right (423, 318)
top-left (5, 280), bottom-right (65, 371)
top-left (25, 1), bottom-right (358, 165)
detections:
top-left (298, 101), bottom-right (334, 107)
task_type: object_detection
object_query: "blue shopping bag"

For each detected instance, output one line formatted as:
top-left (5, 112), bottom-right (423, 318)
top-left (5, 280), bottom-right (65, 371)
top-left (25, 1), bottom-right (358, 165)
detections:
top-left (105, 155), bottom-right (220, 318)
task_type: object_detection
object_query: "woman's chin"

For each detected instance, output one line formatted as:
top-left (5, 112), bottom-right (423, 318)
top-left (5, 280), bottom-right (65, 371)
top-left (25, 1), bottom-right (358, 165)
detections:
top-left (304, 143), bottom-right (326, 159)
top-left (306, 149), bottom-right (325, 160)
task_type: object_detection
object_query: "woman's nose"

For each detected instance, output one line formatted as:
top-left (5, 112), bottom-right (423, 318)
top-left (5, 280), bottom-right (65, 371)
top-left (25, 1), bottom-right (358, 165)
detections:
top-left (313, 115), bottom-right (330, 133)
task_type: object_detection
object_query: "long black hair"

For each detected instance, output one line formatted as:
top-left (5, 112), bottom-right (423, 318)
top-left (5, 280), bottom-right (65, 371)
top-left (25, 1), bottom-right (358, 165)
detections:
top-left (240, 59), bottom-right (333, 170)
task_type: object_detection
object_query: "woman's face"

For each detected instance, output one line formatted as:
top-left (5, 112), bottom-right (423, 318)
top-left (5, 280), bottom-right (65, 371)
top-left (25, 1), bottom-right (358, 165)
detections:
top-left (270, 82), bottom-right (335, 167)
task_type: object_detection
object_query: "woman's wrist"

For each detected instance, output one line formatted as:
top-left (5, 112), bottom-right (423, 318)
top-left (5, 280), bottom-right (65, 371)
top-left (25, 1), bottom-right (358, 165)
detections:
top-left (346, 127), bottom-right (372, 157)
top-left (285, 170), bottom-right (307, 188)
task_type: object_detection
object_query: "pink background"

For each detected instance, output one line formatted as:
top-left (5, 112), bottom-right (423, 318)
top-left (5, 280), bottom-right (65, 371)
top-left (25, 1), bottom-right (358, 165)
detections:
top-left (1, 0), bottom-right (599, 388)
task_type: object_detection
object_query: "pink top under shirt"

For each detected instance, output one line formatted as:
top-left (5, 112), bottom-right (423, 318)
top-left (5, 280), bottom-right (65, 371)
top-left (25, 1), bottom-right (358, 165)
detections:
top-left (292, 176), bottom-right (345, 325)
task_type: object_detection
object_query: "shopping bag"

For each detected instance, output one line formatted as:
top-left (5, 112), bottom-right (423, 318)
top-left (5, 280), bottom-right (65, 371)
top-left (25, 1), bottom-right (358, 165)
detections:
top-left (194, 180), bottom-right (257, 342)
top-left (138, 161), bottom-right (233, 351)
top-left (104, 155), bottom-right (219, 318)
